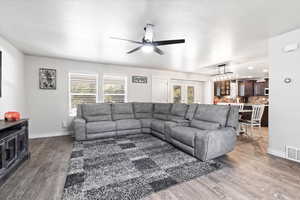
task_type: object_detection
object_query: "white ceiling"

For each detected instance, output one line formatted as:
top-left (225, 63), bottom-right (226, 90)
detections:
top-left (1, 0), bottom-right (300, 75)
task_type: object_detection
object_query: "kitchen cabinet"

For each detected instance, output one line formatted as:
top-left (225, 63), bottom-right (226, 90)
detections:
top-left (214, 81), bottom-right (230, 96)
top-left (254, 82), bottom-right (267, 96)
top-left (238, 80), bottom-right (254, 97)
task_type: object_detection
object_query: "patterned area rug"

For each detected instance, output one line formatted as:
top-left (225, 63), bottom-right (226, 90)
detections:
top-left (62, 134), bottom-right (224, 200)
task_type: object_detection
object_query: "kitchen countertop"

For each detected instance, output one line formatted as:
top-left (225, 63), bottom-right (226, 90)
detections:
top-left (243, 104), bottom-right (269, 106)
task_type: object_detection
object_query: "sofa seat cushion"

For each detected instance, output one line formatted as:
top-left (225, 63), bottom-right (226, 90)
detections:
top-left (140, 118), bottom-right (153, 128)
top-left (191, 120), bottom-right (220, 130)
top-left (170, 126), bottom-right (203, 147)
top-left (116, 119), bottom-right (141, 130)
top-left (151, 119), bottom-right (166, 133)
top-left (153, 114), bottom-right (169, 121)
top-left (168, 118), bottom-right (190, 126)
top-left (87, 121), bottom-right (116, 134)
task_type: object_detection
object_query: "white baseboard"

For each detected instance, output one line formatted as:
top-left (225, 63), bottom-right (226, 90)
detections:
top-left (29, 130), bottom-right (72, 139)
top-left (267, 148), bottom-right (285, 159)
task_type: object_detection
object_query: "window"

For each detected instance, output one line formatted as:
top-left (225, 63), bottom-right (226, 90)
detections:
top-left (103, 75), bottom-right (127, 103)
top-left (69, 73), bottom-right (98, 116)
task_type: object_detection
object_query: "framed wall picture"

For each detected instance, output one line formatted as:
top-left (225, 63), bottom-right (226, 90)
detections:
top-left (0, 51), bottom-right (2, 97)
top-left (132, 75), bottom-right (147, 84)
top-left (39, 68), bottom-right (56, 89)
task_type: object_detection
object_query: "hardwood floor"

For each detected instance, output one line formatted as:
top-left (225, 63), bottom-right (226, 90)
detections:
top-left (1, 128), bottom-right (300, 200)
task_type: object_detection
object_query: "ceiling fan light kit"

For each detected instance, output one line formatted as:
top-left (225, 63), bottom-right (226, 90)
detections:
top-left (142, 45), bottom-right (154, 53)
top-left (111, 24), bottom-right (185, 55)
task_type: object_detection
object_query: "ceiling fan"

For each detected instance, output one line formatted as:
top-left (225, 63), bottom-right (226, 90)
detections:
top-left (110, 24), bottom-right (185, 55)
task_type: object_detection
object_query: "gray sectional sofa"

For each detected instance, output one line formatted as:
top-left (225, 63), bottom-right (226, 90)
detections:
top-left (73, 102), bottom-right (239, 161)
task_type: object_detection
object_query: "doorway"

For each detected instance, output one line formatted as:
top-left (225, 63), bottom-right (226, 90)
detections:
top-left (171, 80), bottom-right (203, 104)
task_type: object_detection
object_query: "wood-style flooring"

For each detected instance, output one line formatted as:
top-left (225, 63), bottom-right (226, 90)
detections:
top-left (1, 128), bottom-right (300, 200)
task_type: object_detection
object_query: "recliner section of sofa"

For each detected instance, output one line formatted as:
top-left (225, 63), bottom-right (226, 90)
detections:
top-left (80, 103), bottom-right (117, 139)
top-left (133, 103), bottom-right (153, 133)
top-left (73, 102), bottom-right (239, 161)
top-left (169, 104), bottom-right (238, 160)
top-left (112, 103), bottom-right (142, 136)
top-left (151, 103), bottom-right (172, 140)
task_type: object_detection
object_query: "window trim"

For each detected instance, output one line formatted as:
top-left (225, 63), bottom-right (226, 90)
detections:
top-left (69, 72), bottom-right (99, 117)
top-left (103, 74), bottom-right (128, 103)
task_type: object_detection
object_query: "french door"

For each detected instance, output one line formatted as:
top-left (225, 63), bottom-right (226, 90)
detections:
top-left (171, 80), bottom-right (200, 104)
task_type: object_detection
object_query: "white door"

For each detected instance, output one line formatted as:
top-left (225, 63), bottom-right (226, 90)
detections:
top-left (171, 80), bottom-right (203, 104)
top-left (152, 77), bottom-right (169, 103)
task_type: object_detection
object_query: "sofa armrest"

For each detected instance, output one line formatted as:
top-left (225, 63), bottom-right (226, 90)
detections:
top-left (73, 117), bottom-right (87, 141)
top-left (194, 127), bottom-right (236, 161)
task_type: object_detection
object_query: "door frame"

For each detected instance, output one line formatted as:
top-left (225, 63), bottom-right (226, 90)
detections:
top-left (170, 80), bottom-right (201, 104)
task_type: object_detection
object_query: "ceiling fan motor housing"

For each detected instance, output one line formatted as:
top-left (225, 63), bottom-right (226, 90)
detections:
top-left (144, 24), bottom-right (154, 43)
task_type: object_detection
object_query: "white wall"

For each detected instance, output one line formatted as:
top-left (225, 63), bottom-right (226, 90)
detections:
top-left (24, 55), bottom-right (209, 138)
top-left (0, 36), bottom-right (26, 119)
top-left (268, 28), bottom-right (300, 158)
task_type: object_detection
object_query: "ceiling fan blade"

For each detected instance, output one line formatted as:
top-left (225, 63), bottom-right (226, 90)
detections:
top-left (110, 37), bottom-right (143, 44)
top-left (154, 47), bottom-right (164, 55)
top-left (152, 39), bottom-right (185, 46)
top-left (127, 46), bottom-right (143, 54)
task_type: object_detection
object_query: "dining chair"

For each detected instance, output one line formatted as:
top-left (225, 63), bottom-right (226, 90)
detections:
top-left (232, 103), bottom-right (245, 135)
top-left (240, 105), bottom-right (265, 137)
top-left (237, 103), bottom-right (244, 112)
top-left (231, 103), bottom-right (244, 112)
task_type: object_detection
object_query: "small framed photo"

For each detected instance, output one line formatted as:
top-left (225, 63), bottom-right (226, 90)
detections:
top-left (39, 68), bottom-right (56, 89)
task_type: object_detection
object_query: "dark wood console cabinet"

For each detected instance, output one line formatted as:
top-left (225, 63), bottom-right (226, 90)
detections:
top-left (0, 119), bottom-right (30, 186)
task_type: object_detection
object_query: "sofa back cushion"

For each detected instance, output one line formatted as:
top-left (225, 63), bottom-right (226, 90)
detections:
top-left (169, 104), bottom-right (188, 121)
top-left (153, 103), bottom-right (172, 120)
top-left (112, 103), bottom-right (134, 120)
top-left (226, 105), bottom-right (239, 130)
top-left (185, 104), bottom-right (198, 120)
top-left (193, 104), bottom-right (230, 127)
top-left (133, 103), bottom-right (153, 119)
top-left (82, 103), bottom-right (112, 122)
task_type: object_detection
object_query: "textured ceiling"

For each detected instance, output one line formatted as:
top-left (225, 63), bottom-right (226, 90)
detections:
top-left (0, 0), bottom-right (300, 75)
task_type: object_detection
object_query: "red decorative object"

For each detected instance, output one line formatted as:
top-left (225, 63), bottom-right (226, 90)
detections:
top-left (4, 112), bottom-right (21, 121)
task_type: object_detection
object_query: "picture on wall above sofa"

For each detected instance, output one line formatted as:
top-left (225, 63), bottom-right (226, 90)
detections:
top-left (132, 75), bottom-right (147, 84)
top-left (39, 68), bottom-right (56, 90)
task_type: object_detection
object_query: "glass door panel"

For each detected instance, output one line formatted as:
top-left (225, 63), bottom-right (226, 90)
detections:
top-left (173, 85), bottom-right (182, 103)
top-left (6, 136), bottom-right (17, 167)
top-left (187, 86), bottom-right (195, 104)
